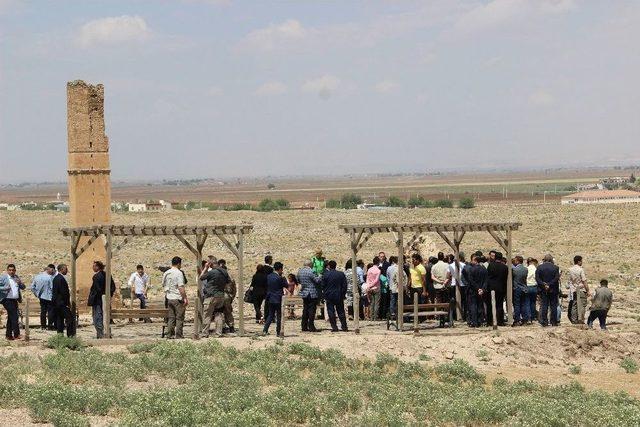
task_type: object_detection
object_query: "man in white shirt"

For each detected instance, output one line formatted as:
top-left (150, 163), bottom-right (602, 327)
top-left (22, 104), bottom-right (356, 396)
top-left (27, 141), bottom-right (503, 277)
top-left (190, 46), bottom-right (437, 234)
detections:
top-left (446, 253), bottom-right (467, 321)
top-left (0, 264), bottom-right (25, 340)
top-left (386, 256), bottom-right (407, 319)
top-left (129, 264), bottom-right (150, 322)
top-left (431, 253), bottom-right (450, 296)
top-left (567, 255), bottom-right (589, 325)
top-left (162, 257), bottom-right (188, 339)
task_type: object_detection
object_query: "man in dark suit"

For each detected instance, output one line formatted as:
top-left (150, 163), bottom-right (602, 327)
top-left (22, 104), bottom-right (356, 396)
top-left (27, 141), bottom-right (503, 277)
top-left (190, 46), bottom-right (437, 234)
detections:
top-left (464, 254), bottom-right (488, 327)
top-left (262, 262), bottom-right (288, 336)
top-left (87, 260), bottom-right (116, 339)
top-left (535, 254), bottom-right (560, 326)
top-left (52, 264), bottom-right (75, 337)
top-left (321, 260), bottom-right (348, 332)
top-left (486, 252), bottom-right (509, 326)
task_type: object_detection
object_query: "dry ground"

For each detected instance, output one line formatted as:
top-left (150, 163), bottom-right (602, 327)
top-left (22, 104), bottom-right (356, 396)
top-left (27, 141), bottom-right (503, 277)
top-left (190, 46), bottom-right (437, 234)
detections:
top-left (0, 203), bottom-right (639, 402)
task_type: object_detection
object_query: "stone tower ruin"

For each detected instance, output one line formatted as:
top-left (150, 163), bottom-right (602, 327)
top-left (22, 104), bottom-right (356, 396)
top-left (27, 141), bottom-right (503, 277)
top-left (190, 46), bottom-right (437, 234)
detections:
top-left (67, 80), bottom-right (111, 304)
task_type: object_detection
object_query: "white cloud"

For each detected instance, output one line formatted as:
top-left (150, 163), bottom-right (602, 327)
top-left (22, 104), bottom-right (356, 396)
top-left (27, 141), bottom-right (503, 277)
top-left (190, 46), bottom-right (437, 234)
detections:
top-left (255, 81), bottom-right (287, 96)
top-left (374, 80), bottom-right (400, 94)
top-left (301, 74), bottom-right (340, 99)
top-left (529, 89), bottom-right (555, 106)
top-left (77, 15), bottom-right (151, 48)
top-left (452, 0), bottom-right (576, 36)
top-left (237, 4), bottom-right (460, 55)
top-left (240, 19), bottom-right (306, 52)
top-left (206, 86), bottom-right (222, 96)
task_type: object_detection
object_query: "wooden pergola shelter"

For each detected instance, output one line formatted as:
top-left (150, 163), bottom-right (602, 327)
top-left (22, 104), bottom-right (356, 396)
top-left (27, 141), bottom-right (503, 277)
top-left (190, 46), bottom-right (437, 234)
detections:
top-left (340, 222), bottom-right (522, 332)
top-left (61, 224), bottom-right (253, 338)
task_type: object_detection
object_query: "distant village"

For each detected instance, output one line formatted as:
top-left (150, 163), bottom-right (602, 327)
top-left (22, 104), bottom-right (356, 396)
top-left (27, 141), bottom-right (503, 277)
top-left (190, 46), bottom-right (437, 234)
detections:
top-left (1, 174), bottom-right (639, 212)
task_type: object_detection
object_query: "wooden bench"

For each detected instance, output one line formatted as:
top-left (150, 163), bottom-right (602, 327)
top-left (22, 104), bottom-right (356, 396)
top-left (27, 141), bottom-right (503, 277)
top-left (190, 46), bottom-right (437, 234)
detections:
top-left (387, 299), bottom-right (452, 331)
top-left (111, 307), bottom-right (169, 337)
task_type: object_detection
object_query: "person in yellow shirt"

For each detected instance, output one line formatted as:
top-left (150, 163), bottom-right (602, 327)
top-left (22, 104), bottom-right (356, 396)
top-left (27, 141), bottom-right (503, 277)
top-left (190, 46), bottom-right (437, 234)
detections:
top-left (409, 254), bottom-right (427, 304)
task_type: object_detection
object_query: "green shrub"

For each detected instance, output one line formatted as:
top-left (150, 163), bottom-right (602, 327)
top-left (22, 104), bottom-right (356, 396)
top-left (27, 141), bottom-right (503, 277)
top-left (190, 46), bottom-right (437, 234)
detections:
top-left (326, 194), bottom-right (363, 209)
top-left (224, 203), bottom-right (253, 211)
top-left (257, 198), bottom-right (290, 211)
top-left (3, 341), bottom-right (640, 426)
top-left (386, 196), bottom-right (406, 207)
top-left (458, 197), bottom-right (475, 209)
top-left (127, 341), bottom-right (161, 354)
top-left (45, 334), bottom-right (84, 351)
top-left (436, 358), bottom-right (485, 384)
top-left (569, 364), bottom-right (582, 375)
top-left (408, 195), bottom-right (433, 208)
top-left (620, 357), bottom-right (639, 374)
top-left (274, 198), bottom-right (290, 208)
top-left (340, 193), bottom-right (363, 209)
top-left (434, 199), bottom-right (454, 208)
top-left (325, 199), bottom-right (341, 208)
top-left (476, 349), bottom-right (490, 362)
top-left (48, 408), bottom-right (90, 427)
top-left (257, 198), bottom-right (279, 211)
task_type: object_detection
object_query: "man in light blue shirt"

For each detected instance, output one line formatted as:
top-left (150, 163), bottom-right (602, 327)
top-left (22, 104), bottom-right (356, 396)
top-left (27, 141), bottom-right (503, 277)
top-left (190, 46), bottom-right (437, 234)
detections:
top-left (0, 264), bottom-right (25, 340)
top-left (30, 264), bottom-right (56, 330)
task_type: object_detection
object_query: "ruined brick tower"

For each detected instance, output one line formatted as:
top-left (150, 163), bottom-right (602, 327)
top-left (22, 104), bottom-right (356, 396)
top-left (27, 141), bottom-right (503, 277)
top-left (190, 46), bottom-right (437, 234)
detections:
top-left (67, 80), bottom-right (111, 304)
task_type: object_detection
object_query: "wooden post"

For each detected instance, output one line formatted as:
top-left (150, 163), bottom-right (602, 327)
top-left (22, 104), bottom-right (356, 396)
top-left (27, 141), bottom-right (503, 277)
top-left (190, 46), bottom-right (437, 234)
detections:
top-left (397, 231), bottom-right (404, 332)
top-left (350, 231), bottom-right (360, 334)
top-left (194, 245), bottom-right (203, 340)
top-left (506, 228), bottom-right (513, 325)
top-left (24, 297), bottom-right (30, 342)
top-left (453, 245), bottom-right (462, 322)
top-left (70, 238), bottom-right (78, 331)
top-left (104, 231), bottom-right (112, 338)
top-left (453, 231), bottom-right (464, 324)
top-left (413, 292), bottom-right (419, 334)
top-left (280, 297), bottom-right (286, 338)
top-left (237, 232), bottom-right (245, 336)
top-left (491, 290), bottom-right (498, 330)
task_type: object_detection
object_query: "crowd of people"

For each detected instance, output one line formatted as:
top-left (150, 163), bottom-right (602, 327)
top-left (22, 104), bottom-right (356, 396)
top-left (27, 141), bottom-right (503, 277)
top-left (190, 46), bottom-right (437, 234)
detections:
top-left (247, 249), bottom-right (615, 333)
top-left (0, 247), bottom-right (615, 340)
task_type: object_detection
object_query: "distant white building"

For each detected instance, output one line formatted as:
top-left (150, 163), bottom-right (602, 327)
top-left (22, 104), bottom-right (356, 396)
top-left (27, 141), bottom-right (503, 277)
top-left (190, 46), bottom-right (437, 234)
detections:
top-left (128, 201), bottom-right (171, 212)
top-left (561, 189), bottom-right (640, 205)
top-left (576, 183), bottom-right (600, 192)
top-left (128, 203), bottom-right (148, 212)
top-left (54, 202), bottom-right (69, 212)
top-left (600, 176), bottom-right (631, 186)
top-left (356, 203), bottom-right (377, 209)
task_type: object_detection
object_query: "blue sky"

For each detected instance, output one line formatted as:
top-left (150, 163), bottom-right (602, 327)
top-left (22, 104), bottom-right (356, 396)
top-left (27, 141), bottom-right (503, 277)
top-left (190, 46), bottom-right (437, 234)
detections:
top-left (1, 0), bottom-right (638, 182)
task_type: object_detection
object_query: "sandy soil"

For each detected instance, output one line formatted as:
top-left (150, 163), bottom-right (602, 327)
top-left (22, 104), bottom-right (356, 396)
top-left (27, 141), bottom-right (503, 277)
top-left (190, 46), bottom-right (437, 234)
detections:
top-left (0, 203), bottom-right (639, 398)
